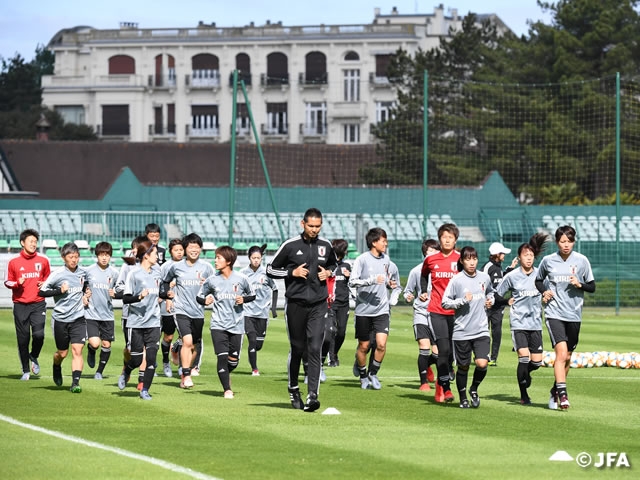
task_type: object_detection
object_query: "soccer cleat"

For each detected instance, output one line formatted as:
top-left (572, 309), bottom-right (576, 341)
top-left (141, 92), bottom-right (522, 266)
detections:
top-left (352, 358), bottom-right (360, 377)
top-left (360, 377), bottom-right (371, 390)
top-left (426, 366), bottom-right (435, 383)
top-left (449, 369), bottom-right (456, 381)
top-left (459, 399), bottom-right (470, 409)
top-left (137, 382), bottom-right (143, 391)
top-left (170, 341), bottom-right (181, 365)
top-left (252, 369), bottom-right (260, 376)
top-left (30, 355), bottom-right (40, 375)
top-left (288, 388), bottom-right (304, 410)
top-left (139, 389), bottom-right (152, 400)
top-left (20, 372), bottom-right (30, 381)
top-left (303, 393), bottom-right (320, 413)
top-left (444, 389), bottom-right (455, 403)
top-left (368, 374), bottom-right (382, 390)
top-left (191, 367), bottom-right (200, 377)
top-left (319, 368), bottom-right (326, 383)
top-left (520, 397), bottom-right (532, 406)
top-left (303, 375), bottom-right (308, 385)
top-left (118, 370), bottom-right (130, 390)
top-left (548, 390), bottom-right (559, 410)
top-left (163, 362), bottom-right (172, 378)
top-left (182, 375), bottom-right (194, 389)
top-left (559, 394), bottom-right (570, 410)
top-left (70, 383), bottom-right (82, 393)
top-left (434, 382), bottom-right (445, 403)
top-left (470, 391), bottom-right (480, 408)
top-left (418, 382), bottom-right (431, 392)
top-left (53, 364), bottom-right (63, 386)
top-left (224, 390), bottom-right (234, 399)
top-left (488, 360), bottom-right (497, 367)
top-left (94, 372), bottom-right (103, 380)
top-left (87, 348), bottom-right (96, 368)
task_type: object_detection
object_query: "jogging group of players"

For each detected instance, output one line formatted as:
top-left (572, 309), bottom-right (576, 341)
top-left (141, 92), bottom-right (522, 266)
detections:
top-left (4, 207), bottom-right (595, 411)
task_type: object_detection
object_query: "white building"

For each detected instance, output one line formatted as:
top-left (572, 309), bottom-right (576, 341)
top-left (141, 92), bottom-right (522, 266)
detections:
top-left (42, 5), bottom-right (508, 144)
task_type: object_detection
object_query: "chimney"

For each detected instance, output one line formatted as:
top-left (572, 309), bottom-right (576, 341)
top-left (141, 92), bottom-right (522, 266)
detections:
top-left (391, 6), bottom-right (398, 15)
top-left (36, 114), bottom-right (50, 142)
top-left (374, 7), bottom-right (380, 16)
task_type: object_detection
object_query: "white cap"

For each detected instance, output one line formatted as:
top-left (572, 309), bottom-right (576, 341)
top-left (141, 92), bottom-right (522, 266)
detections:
top-left (489, 242), bottom-right (511, 255)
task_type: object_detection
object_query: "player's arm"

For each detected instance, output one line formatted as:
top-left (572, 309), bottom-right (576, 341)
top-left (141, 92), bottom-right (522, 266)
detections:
top-left (420, 258), bottom-right (431, 293)
top-left (266, 243), bottom-right (292, 279)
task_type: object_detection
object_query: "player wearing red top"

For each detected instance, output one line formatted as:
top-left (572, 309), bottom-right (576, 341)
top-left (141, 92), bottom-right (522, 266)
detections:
top-left (4, 229), bottom-right (51, 380)
top-left (420, 223), bottom-right (460, 403)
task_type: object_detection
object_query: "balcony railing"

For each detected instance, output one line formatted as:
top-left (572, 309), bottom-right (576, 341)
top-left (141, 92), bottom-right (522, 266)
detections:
top-left (369, 72), bottom-right (391, 87)
top-left (260, 73), bottom-right (289, 87)
top-left (186, 125), bottom-right (220, 137)
top-left (298, 72), bottom-right (328, 86)
top-left (230, 124), bottom-right (251, 136)
top-left (42, 75), bottom-right (145, 89)
top-left (186, 70), bottom-right (221, 88)
top-left (229, 72), bottom-right (252, 87)
top-left (299, 123), bottom-right (328, 136)
top-left (148, 70), bottom-right (177, 88)
top-left (261, 124), bottom-right (289, 135)
top-left (149, 124), bottom-right (177, 136)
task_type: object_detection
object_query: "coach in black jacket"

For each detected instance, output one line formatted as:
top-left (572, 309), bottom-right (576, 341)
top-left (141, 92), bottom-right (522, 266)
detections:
top-left (267, 208), bottom-right (337, 412)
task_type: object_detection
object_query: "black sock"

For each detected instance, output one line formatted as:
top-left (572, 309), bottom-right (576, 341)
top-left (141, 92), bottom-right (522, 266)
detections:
top-left (369, 359), bottom-right (381, 376)
top-left (161, 340), bottom-right (170, 364)
top-left (97, 347), bottom-right (111, 374)
top-left (517, 357), bottom-right (530, 398)
top-left (556, 382), bottom-right (567, 398)
top-left (72, 370), bottom-right (81, 385)
top-left (418, 349), bottom-right (430, 384)
top-left (143, 365), bottom-right (155, 390)
top-left (470, 366), bottom-right (487, 392)
top-left (456, 368), bottom-right (469, 399)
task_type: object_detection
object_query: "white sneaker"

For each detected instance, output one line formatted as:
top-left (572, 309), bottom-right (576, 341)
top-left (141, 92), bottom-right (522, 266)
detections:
top-left (163, 362), bottom-right (172, 378)
top-left (548, 392), bottom-right (558, 410)
top-left (251, 369), bottom-right (260, 376)
top-left (224, 390), bottom-right (234, 399)
top-left (360, 377), bottom-right (371, 389)
top-left (183, 375), bottom-right (194, 388)
top-left (30, 356), bottom-right (40, 375)
top-left (191, 367), bottom-right (200, 377)
top-left (94, 372), bottom-right (103, 380)
top-left (304, 375), bottom-right (308, 384)
top-left (389, 289), bottom-right (400, 306)
top-left (368, 374), bottom-right (382, 390)
top-left (319, 368), bottom-right (326, 383)
top-left (20, 372), bottom-right (30, 381)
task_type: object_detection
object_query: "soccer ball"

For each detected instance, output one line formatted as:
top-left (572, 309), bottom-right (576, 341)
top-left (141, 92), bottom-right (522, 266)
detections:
top-left (607, 352), bottom-right (619, 367)
top-left (570, 352), bottom-right (580, 369)
top-left (617, 353), bottom-right (632, 369)
top-left (542, 350), bottom-right (555, 367)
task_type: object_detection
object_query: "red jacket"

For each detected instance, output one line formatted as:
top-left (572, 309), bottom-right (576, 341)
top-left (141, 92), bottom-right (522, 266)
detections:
top-left (4, 250), bottom-right (51, 304)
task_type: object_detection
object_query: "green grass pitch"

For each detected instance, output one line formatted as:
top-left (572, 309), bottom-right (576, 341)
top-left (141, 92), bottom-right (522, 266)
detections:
top-left (0, 307), bottom-right (638, 479)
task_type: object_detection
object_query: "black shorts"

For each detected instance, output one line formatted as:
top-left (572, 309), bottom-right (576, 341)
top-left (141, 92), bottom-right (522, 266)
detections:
top-left (161, 315), bottom-right (177, 335)
top-left (175, 315), bottom-right (204, 344)
top-left (245, 316), bottom-right (268, 338)
top-left (211, 329), bottom-right (243, 358)
top-left (53, 317), bottom-right (87, 350)
top-left (430, 312), bottom-right (454, 342)
top-left (453, 336), bottom-right (490, 366)
top-left (546, 318), bottom-right (581, 351)
top-left (128, 327), bottom-right (161, 355)
top-left (86, 319), bottom-right (115, 342)
top-left (414, 323), bottom-right (434, 342)
top-left (355, 314), bottom-right (389, 341)
top-left (511, 330), bottom-right (543, 353)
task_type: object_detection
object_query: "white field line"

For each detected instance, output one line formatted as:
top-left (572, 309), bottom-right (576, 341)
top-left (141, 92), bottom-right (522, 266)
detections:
top-left (0, 414), bottom-right (221, 480)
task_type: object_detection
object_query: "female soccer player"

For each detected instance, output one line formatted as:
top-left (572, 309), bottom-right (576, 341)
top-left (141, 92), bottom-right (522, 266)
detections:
top-left (118, 238), bottom-right (162, 400)
top-left (536, 225), bottom-right (595, 410)
top-left (197, 246), bottom-right (255, 399)
top-left (240, 244), bottom-right (278, 376)
top-left (326, 239), bottom-right (351, 367)
top-left (495, 233), bottom-right (549, 405)
top-left (442, 246), bottom-right (494, 408)
top-left (159, 238), bottom-right (184, 377)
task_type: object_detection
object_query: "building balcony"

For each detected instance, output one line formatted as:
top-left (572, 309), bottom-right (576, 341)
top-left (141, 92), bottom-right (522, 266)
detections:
top-left (369, 72), bottom-right (391, 88)
top-left (229, 72), bottom-right (252, 87)
top-left (260, 73), bottom-right (289, 88)
top-left (299, 123), bottom-right (328, 143)
top-left (261, 124), bottom-right (289, 142)
top-left (330, 101), bottom-right (367, 119)
top-left (186, 70), bottom-right (221, 89)
top-left (298, 72), bottom-right (328, 88)
top-left (42, 74), bottom-right (146, 90)
top-left (186, 125), bottom-right (220, 140)
top-left (149, 124), bottom-right (177, 137)
top-left (148, 72), bottom-right (177, 89)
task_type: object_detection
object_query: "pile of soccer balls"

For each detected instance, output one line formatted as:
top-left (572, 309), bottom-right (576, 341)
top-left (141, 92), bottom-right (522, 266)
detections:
top-left (542, 351), bottom-right (640, 369)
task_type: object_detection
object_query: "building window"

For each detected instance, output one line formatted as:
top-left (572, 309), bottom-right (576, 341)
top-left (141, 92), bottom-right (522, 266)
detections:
top-left (343, 124), bottom-right (360, 143)
top-left (101, 105), bottom-right (129, 135)
top-left (236, 53), bottom-right (251, 85)
top-left (265, 52), bottom-right (289, 85)
top-left (265, 103), bottom-right (288, 134)
top-left (344, 51), bottom-right (360, 61)
top-left (55, 105), bottom-right (85, 125)
top-left (375, 101), bottom-right (395, 124)
top-left (108, 55), bottom-right (135, 74)
top-left (154, 54), bottom-right (176, 87)
top-left (304, 52), bottom-right (327, 84)
top-left (191, 53), bottom-right (220, 87)
top-left (375, 54), bottom-right (393, 82)
top-left (190, 105), bottom-right (219, 136)
top-left (343, 69), bottom-right (360, 102)
top-left (304, 102), bottom-right (327, 135)
top-left (235, 103), bottom-right (250, 135)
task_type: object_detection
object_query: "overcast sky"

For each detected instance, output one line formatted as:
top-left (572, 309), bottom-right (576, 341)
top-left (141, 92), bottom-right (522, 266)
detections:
top-left (0, 0), bottom-right (554, 62)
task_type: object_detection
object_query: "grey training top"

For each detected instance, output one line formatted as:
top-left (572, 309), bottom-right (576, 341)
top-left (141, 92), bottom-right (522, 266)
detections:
top-left (40, 265), bottom-right (88, 323)
top-left (239, 265), bottom-right (277, 319)
top-left (197, 271), bottom-right (254, 334)
top-left (496, 267), bottom-right (542, 331)
top-left (535, 251), bottom-right (594, 322)
top-left (349, 251), bottom-right (397, 317)
top-left (403, 262), bottom-right (430, 325)
top-left (163, 258), bottom-right (215, 319)
top-left (84, 262), bottom-right (119, 321)
top-left (442, 270), bottom-right (494, 340)
top-left (124, 265), bottom-right (162, 328)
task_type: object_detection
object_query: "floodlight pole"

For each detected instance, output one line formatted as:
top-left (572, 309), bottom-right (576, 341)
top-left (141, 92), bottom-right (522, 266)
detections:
top-left (615, 72), bottom-right (621, 315)
top-left (229, 69), bottom-right (239, 245)
top-left (423, 70), bottom-right (429, 237)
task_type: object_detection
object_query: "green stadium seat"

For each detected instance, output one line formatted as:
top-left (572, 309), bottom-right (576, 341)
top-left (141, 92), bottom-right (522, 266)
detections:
top-left (232, 242), bottom-right (249, 252)
top-left (49, 257), bottom-right (65, 267)
top-left (266, 242), bottom-right (280, 252)
top-left (347, 250), bottom-right (360, 259)
top-left (9, 239), bottom-right (22, 252)
top-left (204, 250), bottom-right (217, 259)
top-left (0, 239), bottom-right (9, 251)
top-left (45, 248), bottom-right (59, 257)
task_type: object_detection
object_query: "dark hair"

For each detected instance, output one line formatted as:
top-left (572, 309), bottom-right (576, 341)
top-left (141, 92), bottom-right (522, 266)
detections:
top-left (438, 223), bottom-right (459, 241)
top-left (332, 239), bottom-right (348, 259)
top-left (182, 232), bottom-right (203, 249)
top-left (303, 208), bottom-right (323, 222)
top-left (366, 227), bottom-right (387, 249)
top-left (555, 225), bottom-right (576, 243)
top-left (456, 246), bottom-right (478, 272)
top-left (20, 229), bottom-right (40, 243)
top-left (60, 242), bottom-right (79, 258)
top-left (134, 238), bottom-right (156, 262)
top-left (94, 241), bottom-right (113, 256)
top-left (248, 243), bottom-right (267, 258)
top-left (123, 236), bottom-right (147, 265)
top-left (168, 238), bottom-right (183, 253)
top-left (422, 238), bottom-right (439, 256)
top-left (215, 245), bottom-right (237, 268)
top-left (518, 232), bottom-right (549, 258)
top-left (145, 223), bottom-right (161, 234)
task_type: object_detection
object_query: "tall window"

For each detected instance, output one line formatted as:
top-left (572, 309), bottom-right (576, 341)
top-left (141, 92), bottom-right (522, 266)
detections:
top-left (266, 52), bottom-right (288, 85)
top-left (343, 69), bottom-right (360, 102)
top-left (191, 54), bottom-right (220, 87)
top-left (343, 124), bottom-right (360, 143)
top-left (235, 103), bottom-right (250, 135)
top-left (305, 52), bottom-right (327, 84)
top-left (108, 55), bottom-right (135, 74)
top-left (375, 54), bottom-right (393, 82)
top-left (236, 53), bottom-right (251, 85)
top-left (191, 105), bottom-right (219, 136)
top-left (375, 101), bottom-right (395, 124)
top-left (266, 103), bottom-right (288, 134)
top-left (102, 105), bottom-right (129, 135)
top-left (304, 102), bottom-right (327, 135)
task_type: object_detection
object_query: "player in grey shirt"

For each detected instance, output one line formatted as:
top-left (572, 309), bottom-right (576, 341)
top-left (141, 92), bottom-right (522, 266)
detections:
top-left (349, 228), bottom-right (399, 390)
top-left (160, 233), bottom-right (214, 388)
top-left (496, 233), bottom-right (549, 405)
top-left (441, 246), bottom-right (494, 408)
top-left (535, 225), bottom-right (595, 410)
top-left (197, 246), bottom-right (255, 399)
top-left (84, 242), bottom-right (119, 380)
top-left (403, 239), bottom-right (439, 391)
top-left (39, 242), bottom-right (90, 393)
